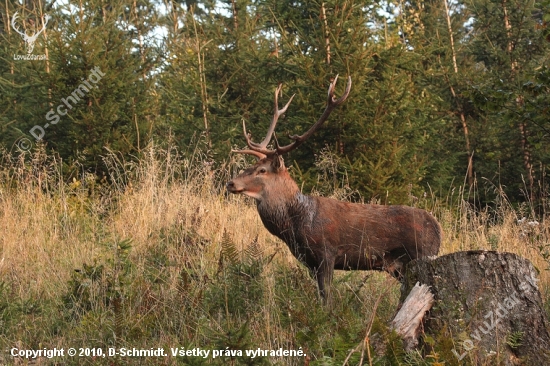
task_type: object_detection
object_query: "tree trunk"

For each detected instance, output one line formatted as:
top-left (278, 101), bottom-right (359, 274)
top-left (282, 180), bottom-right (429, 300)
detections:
top-left (519, 118), bottom-right (534, 202)
top-left (320, 2), bottom-right (331, 65)
top-left (442, 0), bottom-right (474, 188)
top-left (400, 251), bottom-right (550, 365)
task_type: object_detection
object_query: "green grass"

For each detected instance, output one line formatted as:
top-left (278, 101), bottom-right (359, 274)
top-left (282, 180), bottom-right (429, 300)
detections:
top-left (0, 145), bottom-right (548, 365)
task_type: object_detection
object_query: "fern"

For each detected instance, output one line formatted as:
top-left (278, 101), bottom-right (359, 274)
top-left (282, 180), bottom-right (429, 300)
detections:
top-left (506, 331), bottom-right (524, 349)
top-left (244, 236), bottom-right (263, 264)
top-left (220, 229), bottom-right (239, 266)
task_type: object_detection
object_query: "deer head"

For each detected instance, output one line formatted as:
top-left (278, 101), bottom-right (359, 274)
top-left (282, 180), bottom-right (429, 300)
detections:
top-left (227, 76), bottom-right (352, 200)
top-left (11, 12), bottom-right (50, 54)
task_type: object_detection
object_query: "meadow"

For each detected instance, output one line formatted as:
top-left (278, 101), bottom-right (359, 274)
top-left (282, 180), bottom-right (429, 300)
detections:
top-left (0, 144), bottom-right (549, 365)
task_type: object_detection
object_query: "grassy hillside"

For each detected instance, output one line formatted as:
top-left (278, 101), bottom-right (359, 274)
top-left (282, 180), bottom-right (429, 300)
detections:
top-left (0, 145), bottom-right (548, 365)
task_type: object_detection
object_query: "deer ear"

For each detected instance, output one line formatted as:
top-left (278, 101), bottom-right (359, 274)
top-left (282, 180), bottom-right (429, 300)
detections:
top-left (271, 155), bottom-right (285, 171)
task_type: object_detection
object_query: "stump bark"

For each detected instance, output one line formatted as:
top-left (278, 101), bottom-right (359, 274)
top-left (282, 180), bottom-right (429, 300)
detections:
top-left (400, 251), bottom-right (550, 365)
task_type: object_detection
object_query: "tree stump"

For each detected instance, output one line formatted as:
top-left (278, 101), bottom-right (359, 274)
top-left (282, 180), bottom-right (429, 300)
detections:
top-left (400, 251), bottom-right (550, 365)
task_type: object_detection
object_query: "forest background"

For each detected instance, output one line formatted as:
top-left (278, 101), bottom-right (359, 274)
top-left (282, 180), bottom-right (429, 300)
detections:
top-left (1, 0), bottom-right (549, 206)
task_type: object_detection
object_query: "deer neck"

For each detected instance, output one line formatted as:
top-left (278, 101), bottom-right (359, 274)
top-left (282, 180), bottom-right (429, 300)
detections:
top-left (256, 176), bottom-right (316, 244)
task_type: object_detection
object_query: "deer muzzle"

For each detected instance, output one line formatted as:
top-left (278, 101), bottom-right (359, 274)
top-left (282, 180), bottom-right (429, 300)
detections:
top-left (226, 180), bottom-right (241, 194)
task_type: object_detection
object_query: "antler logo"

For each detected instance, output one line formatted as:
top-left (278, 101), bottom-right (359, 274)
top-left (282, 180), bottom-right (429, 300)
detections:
top-left (11, 12), bottom-right (50, 54)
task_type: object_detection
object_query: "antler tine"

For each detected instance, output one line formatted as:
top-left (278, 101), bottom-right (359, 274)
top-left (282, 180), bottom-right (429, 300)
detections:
top-left (231, 119), bottom-right (270, 160)
top-left (328, 75), bottom-right (352, 106)
top-left (231, 148), bottom-right (267, 160)
top-left (276, 75), bottom-right (352, 155)
top-left (248, 84), bottom-right (295, 150)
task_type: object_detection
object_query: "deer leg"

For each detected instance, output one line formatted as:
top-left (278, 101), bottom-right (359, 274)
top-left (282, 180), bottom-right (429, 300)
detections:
top-left (315, 257), bottom-right (335, 303)
top-left (384, 259), bottom-right (404, 280)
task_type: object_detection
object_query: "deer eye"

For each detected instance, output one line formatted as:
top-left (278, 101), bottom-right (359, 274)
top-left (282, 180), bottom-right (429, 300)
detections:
top-left (258, 167), bottom-right (267, 174)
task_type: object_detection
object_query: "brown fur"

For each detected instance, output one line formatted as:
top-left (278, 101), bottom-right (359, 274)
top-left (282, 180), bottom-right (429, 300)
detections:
top-left (227, 156), bottom-right (442, 301)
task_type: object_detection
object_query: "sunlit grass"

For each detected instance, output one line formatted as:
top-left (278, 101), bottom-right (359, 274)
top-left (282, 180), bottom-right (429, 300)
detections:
top-left (0, 144), bottom-right (549, 365)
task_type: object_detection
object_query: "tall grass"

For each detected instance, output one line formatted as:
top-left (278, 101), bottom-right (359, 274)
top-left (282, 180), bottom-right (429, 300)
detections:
top-left (0, 144), bottom-right (548, 365)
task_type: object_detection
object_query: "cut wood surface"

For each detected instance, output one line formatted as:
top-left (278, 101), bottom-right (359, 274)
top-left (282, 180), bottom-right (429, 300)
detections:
top-left (390, 282), bottom-right (434, 351)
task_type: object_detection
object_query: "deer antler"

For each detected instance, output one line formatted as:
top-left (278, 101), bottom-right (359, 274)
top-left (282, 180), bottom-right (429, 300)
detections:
top-left (233, 84), bottom-right (295, 159)
top-left (275, 75), bottom-right (351, 155)
top-left (233, 76), bottom-right (351, 159)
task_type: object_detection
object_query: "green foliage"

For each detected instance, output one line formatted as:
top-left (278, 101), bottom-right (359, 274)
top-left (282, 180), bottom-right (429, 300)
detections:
top-left (208, 233), bottom-right (266, 316)
top-left (62, 239), bottom-right (132, 321)
top-left (506, 331), bottom-right (524, 350)
top-left (1, 0), bottom-right (159, 177)
top-left (0, 281), bottom-right (11, 334)
top-left (1, 0), bottom-right (549, 204)
top-left (63, 262), bottom-right (108, 317)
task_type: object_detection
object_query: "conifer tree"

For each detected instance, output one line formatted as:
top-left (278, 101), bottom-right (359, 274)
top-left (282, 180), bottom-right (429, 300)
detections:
top-left (1, 0), bottom-right (159, 176)
top-left (463, 0), bottom-right (549, 203)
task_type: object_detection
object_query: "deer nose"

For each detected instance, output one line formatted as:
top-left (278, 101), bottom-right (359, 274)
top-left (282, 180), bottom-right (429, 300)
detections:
top-left (226, 181), bottom-right (235, 191)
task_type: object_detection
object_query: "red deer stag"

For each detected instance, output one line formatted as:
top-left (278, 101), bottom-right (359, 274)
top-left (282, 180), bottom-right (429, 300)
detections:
top-left (226, 76), bottom-right (442, 301)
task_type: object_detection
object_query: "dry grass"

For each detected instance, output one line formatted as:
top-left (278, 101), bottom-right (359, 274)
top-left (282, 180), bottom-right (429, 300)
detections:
top-left (437, 194), bottom-right (550, 292)
top-left (1, 144), bottom-right (549, 365)
top-left (0, 146), bottom-right (272, 296)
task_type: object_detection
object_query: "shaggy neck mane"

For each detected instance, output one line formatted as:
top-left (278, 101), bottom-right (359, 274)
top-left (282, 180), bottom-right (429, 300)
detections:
top-left (255, 172), bottom-right (316, 244)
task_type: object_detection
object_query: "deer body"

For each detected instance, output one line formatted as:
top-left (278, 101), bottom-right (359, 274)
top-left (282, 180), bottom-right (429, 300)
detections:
top-left (227, 156), bottom-right (441, 299)
top-left (227, 76), bottom-right (441, 300)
